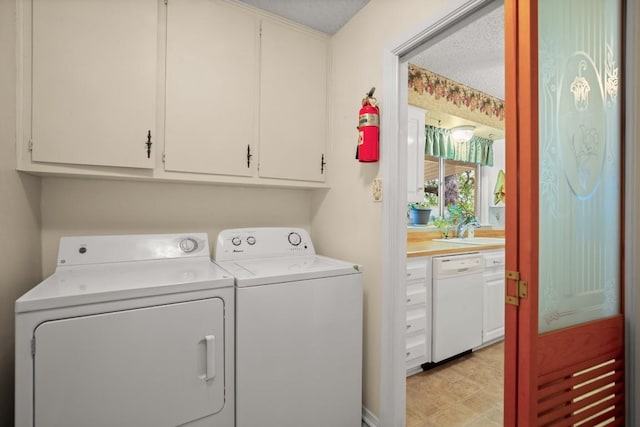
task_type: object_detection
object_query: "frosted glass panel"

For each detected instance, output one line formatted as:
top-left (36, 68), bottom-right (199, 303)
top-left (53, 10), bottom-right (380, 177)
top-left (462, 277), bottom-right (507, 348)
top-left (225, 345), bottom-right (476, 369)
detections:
top-left (538, 0), bottom-right (621, 334)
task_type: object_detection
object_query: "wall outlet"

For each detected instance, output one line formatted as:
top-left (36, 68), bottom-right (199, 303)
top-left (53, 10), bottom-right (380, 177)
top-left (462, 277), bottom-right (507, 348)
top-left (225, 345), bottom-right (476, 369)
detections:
top-left (372, 178), bottom-right (382, 202)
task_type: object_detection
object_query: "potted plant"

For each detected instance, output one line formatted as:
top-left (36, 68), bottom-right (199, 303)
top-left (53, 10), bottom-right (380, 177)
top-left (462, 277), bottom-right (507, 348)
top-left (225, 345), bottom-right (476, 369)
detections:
top-left (407, 202), bottom-right (432, 225)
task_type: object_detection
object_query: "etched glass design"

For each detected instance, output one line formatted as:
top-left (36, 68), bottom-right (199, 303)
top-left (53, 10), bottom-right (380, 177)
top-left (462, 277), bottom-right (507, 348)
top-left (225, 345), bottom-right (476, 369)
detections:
top-left (538, 0), bottom-right (621, 334)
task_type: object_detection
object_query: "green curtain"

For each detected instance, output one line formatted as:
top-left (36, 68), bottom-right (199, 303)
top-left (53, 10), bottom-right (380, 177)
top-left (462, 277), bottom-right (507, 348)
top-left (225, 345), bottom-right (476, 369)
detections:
top-left (424, 125), bottom-right (494, 166)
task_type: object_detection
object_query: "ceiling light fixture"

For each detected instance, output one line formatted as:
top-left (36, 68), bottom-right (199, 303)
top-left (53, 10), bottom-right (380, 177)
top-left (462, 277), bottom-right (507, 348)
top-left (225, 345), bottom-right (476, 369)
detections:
top-left (451, 125), bottom-right (476, 142)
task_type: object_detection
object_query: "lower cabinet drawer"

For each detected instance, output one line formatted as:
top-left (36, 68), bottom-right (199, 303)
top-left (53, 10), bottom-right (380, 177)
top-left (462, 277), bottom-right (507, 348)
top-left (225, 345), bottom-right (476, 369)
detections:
top-left (406, 284), bottom-right (426, 307)
top-left (406, 308), bottom-right (426, 335)
top-left (405, 335), bottom-right (427, 368)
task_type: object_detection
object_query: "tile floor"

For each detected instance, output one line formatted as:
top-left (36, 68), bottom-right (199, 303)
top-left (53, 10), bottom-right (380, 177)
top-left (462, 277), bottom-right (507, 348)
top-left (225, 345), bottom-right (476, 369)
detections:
top-left (406, 341), bottom-right (504, 427)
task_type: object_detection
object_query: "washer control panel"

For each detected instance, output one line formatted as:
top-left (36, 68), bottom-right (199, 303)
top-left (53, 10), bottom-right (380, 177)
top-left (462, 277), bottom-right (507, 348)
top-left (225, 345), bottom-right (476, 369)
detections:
top-left (215, 228), bottom-right (315, 261)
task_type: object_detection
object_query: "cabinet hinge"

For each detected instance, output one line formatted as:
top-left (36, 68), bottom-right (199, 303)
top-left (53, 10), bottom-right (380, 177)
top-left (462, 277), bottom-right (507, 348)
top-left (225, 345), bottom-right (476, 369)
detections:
top-left (320, 153), bottom-right (326, 174)
top-left (31, 338), bottom-right (36, 357)
top-left (505, 270), bottom-right (528, 306)
top-left (162, 152), bottom-right (166, 163)
top-left (164, 0), bottom-right (168, 5)
top-left (28, 139), bottom-right (33, 152)
top-left (246, 145), bottom-right (252, 168)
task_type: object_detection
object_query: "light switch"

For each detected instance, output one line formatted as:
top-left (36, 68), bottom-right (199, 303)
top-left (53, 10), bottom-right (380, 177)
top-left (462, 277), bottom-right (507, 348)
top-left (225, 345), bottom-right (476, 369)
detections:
top-left (372, 178), bottom-right (382, 202)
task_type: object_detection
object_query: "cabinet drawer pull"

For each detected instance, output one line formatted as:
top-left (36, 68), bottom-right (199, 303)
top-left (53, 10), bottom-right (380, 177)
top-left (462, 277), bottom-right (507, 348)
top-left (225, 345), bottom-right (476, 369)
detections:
top-left (406, 351), bottom-right (411, 357)
top-left (406, 298), bottom-right (411, 304)
top-left (406, 324), bottom-right (411, 330)
top-left (407, 273), bottom-right (412, 278)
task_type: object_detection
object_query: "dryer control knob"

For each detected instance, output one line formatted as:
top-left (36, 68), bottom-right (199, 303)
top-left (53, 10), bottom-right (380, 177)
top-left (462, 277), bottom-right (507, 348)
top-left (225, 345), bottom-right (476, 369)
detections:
top-left (288, 232), bottom-right (302, 246)
top-left (247, 236), bottom-right (256, 245)
top-left (180, 238), bottom-right (198, 253)
top-left (232, 237), bottom-right (242, 246)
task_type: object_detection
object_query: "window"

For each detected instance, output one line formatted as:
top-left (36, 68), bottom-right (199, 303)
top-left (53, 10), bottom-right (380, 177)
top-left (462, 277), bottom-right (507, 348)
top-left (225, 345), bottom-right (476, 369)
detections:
top-left (424, 156), bottom-right (478, 218)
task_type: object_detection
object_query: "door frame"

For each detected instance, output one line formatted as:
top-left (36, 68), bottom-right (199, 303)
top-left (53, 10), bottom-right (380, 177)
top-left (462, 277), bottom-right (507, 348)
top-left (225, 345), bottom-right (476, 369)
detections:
top-left (623, 0), bottom-right (639, 422)
top-left (378, 1), bottom-right (638, 426)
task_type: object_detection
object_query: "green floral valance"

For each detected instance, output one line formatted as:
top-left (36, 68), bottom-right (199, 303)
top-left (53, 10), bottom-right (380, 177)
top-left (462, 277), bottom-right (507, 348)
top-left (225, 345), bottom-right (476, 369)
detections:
top-left (425, 125), bottom-right (494, 166)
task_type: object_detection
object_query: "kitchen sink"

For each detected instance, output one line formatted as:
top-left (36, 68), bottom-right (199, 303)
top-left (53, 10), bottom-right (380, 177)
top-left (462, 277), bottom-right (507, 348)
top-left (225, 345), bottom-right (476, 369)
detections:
top-left (433, 237), bottom-right (505, 245)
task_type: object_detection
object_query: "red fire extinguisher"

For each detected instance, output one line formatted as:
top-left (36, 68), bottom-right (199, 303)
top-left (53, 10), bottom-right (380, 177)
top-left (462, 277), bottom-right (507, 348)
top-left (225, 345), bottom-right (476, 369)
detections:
top-left (356, 87), bottom-right (379, 162)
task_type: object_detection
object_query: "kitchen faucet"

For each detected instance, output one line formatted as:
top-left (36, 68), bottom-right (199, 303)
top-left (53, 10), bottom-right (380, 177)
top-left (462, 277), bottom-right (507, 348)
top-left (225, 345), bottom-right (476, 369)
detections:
top-left (457, 218), bottom-right (480, 238)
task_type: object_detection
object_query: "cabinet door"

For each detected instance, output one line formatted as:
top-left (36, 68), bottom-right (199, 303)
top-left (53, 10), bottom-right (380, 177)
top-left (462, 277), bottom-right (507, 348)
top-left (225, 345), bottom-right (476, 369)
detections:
top-left (258, 20), bottom-right (328, 182)
top-left (483, 273), bottom-right (505, 342)
top-left (407, 106), bottom-right (427, 203)
top-left (34, 298), bottom-right (225, 427)
top-left (165, 0), bottom-right (258, 177)
top-left (31, 0), bottom-right (157, 169)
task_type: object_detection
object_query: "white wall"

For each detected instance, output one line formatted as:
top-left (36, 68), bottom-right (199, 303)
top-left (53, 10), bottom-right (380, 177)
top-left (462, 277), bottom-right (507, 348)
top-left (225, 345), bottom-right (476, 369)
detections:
top-left (311, 0), bottom-right (451, 417)
top-left (0, 0), bottom-right (43, 424)
top-left (41, 177), bottom-right (312, 275)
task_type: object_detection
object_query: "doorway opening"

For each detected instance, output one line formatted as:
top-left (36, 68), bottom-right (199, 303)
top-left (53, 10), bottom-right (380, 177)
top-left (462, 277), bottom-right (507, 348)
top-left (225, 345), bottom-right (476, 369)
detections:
top-left (402, 3), bottom-right (506, 426)
top-left (378, 1), bottom-right (505, 425)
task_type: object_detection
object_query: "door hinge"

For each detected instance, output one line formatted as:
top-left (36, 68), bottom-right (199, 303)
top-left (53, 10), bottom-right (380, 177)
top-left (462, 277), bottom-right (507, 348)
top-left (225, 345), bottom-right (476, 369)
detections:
top-left (31, 338), bottom-right (36, 357)
top-left (28, 139), bottom-right (33, 152)
top-left (505, 270), bottom-right (528, 306)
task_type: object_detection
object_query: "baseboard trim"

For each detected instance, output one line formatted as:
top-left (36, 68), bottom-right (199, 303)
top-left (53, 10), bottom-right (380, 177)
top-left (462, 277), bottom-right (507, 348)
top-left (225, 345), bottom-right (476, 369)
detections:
top-left (362, 406), bottom-right (379, 427)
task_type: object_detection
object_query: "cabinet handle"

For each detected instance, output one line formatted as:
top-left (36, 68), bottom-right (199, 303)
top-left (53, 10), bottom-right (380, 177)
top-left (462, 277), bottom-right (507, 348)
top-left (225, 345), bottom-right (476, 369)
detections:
top-left (406, 298), bottom-right (411, 304)
top-left (406, 324), bottom-right (411, 330)
top-left (145, 130), bottom-right (152, 159)
top-left (407, 273), bottom-right (412, 278)
top-left (406, 351), bottom-right (411, 357)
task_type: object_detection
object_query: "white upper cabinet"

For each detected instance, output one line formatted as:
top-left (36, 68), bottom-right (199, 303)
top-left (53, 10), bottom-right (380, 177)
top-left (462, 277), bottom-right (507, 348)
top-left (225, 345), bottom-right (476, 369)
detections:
top-left (258, 20), bottom-right (328, 182)
top-left (19, 0), bottom-right (330, 188)
top-left (165, 0), bottom-right (259, 177)
top-left (407, 106), bottom-right (427, 203)
top-left (31, 0), bottom-right (157, 169)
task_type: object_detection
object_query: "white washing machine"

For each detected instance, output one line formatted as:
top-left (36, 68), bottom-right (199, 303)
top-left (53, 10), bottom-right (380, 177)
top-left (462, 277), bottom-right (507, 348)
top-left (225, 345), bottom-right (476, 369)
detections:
top-left (15, 233), bottom-right (234, 427)
top-left (214, 227), bottom-right (363, 427)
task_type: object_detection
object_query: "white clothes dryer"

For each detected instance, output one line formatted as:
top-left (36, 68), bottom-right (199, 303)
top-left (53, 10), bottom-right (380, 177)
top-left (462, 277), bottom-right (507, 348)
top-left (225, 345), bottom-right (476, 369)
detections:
top-left (214, 227), bottom-right (363, 427)
top-left (15, 233), bottom-right (234, 427)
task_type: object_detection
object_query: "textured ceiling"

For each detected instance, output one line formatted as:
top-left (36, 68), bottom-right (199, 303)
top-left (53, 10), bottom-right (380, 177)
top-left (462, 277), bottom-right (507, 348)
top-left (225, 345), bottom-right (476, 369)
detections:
top-left (234, 0), bottom-right (370, 34)
top-left (409, 4), bottom-right (505, 140)
top-left (409, 5), bottom-right (505, 101)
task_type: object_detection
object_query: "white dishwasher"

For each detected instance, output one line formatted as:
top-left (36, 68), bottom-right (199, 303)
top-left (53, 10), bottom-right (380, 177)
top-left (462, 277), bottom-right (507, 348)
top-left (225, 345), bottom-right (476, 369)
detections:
top-left (432, 253), bottom-right (484, 362)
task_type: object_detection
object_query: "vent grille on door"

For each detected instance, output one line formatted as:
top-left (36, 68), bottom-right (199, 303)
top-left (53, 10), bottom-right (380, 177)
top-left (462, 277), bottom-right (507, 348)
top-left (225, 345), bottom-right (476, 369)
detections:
top-left (535, 316), bottom-right (625, 426)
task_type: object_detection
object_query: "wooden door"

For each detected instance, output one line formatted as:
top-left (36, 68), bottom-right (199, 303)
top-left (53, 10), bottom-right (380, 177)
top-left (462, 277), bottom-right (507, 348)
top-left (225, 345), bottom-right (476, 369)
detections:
top-left (504, 0), bottom-right (625, 425)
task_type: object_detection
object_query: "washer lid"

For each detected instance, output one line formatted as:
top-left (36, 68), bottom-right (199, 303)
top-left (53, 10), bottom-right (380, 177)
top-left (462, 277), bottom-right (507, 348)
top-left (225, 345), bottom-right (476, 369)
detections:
top-left (217, 255), bottom-right (361, 287)
top-left (16, 258), bottom-right (233, 313)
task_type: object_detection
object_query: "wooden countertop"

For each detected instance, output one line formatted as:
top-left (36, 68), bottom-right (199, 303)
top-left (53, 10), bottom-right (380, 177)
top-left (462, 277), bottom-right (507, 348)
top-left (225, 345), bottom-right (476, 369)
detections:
top-left (407, 228), bottom-right (505, 257)
top-left (407, 240), bottom-right (505, 257)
